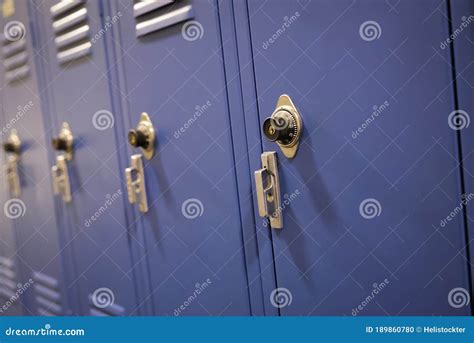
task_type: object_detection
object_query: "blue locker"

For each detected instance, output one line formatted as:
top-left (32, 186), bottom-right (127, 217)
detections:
top-left (30, 0), bottom-right (144, 315)
top-left (451, 0), bottom-right (474, 304)
top-left (0, 43), bottom-right (23, 316)
top-left (105, 0), bottom-right (263, 315)
top-left (237, 0), bottom-right (471, 315)
top-left (0, 0), bottom-right (67, 315)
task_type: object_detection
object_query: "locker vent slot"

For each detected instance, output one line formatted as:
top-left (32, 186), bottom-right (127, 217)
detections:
top-left (33, 271), bottom-right (62, 316)
top-left (88, 294), bottom-right (125, 316)
top-left (51, 0), bottom-right (92, 64)
top-left (134, 1), bottom-right (194, 37)
top-left (0, 257), bottom-right (17, 299)
top-left (1, 31), bottom-right (30, 83)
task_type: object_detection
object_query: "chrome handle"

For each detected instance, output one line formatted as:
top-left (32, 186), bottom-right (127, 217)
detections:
top-left (254, 151), bottom-right (283, 229)
top-left (3, 129), bottom-right (21, 197)
top-left (125, 154), bottom-right (148, 213)
top-left (51, 155), bottom-right (72, 203)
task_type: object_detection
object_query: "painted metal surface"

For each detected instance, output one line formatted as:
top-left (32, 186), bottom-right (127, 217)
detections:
top-left (245, 0), bottom-right (471, 315)
top-left (108, 0), bottom-right (258, 315)
top-left (30, 0), bottom-right (142, 316)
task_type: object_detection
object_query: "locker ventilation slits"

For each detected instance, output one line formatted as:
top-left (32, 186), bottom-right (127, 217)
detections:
top-left (50, 0), bottom-right (92, 65)
top-left (88, 294), bottom-right (125, 316)
top-left (0, 257), bottom-right (17, 299)
top-left (1, 32), bottom-right (30, 83)
top-left (134, 0), bottom-right (194, 38)
top-left (33, 271), bottom-right (62, 316)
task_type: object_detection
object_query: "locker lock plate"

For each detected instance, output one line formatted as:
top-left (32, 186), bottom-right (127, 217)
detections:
top-left (3, 129), bottom-right (21, 197)
top-left (263, 94), bottom-right (303, 159)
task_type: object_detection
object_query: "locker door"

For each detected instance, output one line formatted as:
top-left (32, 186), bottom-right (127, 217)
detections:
top-left (451, 0), bottom-right (474, 300)
top-left (243, 0), bottom-right (470, 315)
top-left (31, 0), bottom-right (142, 315)
top-left (108, 0), bottom-right (260, 315)
top-left (0, 1), bottom-right (67, 315)
top-left (0, 43), bottom-right (23, 316)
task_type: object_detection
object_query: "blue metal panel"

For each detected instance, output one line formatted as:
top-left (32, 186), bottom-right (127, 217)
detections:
top-left (108, 0), bottom-right (255, 315)
top-left (450, 0), bottom-right (474, 313)
top-left (0, 0), bottom-right (67, 316)
top-left (30, 0), bottom-right (141, 316)
top-left (246, 0), bottom-right (470, 315)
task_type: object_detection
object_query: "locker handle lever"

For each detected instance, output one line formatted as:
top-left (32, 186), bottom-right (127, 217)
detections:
top-left (125, 154), bottom-right (148, 213)
top-left (51, 155), bottom-right (72, 203)
top-left (254, 151), bottom-right (283, 229)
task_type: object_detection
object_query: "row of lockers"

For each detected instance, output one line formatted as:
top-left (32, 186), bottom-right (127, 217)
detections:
top-left (1, 0), bottom-right (474, 316)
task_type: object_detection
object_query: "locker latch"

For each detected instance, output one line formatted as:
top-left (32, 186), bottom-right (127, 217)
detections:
top-left (128, 112), bottom-right (155, 160)
top-left (262, 94), bottom-right (303, 159)
top-left (51, 122), bottom-right (73, 203)
top-left (125, 154), bottom-right (148, 213)
top-left (3, 129), bottom-right (21, 197)
top-left (52, 155), bottom-right (72, 203)
top-left (254, 151), bottom-right (283, 229)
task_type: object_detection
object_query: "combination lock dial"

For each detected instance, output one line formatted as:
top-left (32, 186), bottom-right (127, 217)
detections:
top-left (51, 122), bottom-right (74, 160)
top-left (262, 94), bottom-right (303, 159)
top-left (3, 129), bottom-right (21, 156)
top-left (128, 112), bottom-right (155, 160)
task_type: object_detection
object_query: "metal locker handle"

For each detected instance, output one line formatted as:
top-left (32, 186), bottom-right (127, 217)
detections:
top-left (125, 154), bottom-right (148, 213)
top-left (254, 151), bottom-right (283, 229)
